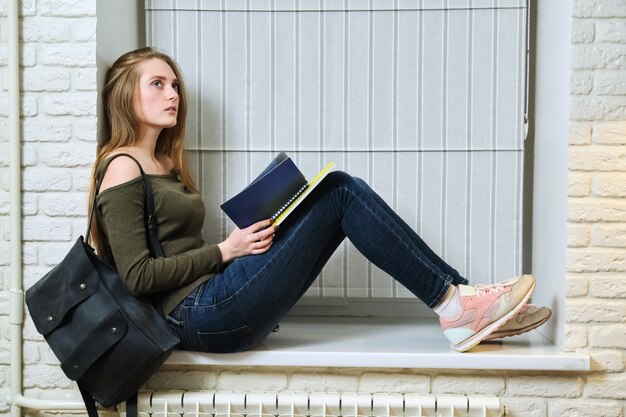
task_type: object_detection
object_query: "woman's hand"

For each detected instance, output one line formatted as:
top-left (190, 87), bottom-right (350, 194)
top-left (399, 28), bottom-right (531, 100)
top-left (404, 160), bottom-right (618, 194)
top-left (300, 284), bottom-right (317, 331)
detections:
top-left (218, 219), bottom-right (276, 263)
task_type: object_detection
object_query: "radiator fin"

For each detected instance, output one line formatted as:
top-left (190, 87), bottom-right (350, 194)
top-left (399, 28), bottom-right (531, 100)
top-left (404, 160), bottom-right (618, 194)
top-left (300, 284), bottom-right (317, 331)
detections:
top-left (120, 391), bottom-right (505, 417)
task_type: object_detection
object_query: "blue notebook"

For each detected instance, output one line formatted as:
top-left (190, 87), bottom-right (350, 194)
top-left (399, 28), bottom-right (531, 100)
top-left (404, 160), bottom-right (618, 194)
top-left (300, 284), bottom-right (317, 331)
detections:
top-left (220, 152), bottom-right (335, 228)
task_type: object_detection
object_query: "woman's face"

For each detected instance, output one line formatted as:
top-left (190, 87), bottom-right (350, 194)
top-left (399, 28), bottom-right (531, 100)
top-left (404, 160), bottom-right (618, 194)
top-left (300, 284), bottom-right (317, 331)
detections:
top-left (134, 58), bottom-right (180, 132)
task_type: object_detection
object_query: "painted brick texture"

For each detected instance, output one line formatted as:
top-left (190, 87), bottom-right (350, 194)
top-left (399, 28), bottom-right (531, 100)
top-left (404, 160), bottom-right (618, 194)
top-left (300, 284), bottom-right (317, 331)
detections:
top-left (568, 2), bottom-right (626, 416)
top-left (0, 1), bottom-right (625, 417)
top-left (0, 0), bottom-right (97, 413)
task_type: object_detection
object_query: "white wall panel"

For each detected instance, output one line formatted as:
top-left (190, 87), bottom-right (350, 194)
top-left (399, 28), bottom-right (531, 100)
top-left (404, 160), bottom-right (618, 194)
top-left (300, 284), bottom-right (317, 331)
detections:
top-left (147, 0), bottom-right (527, 301)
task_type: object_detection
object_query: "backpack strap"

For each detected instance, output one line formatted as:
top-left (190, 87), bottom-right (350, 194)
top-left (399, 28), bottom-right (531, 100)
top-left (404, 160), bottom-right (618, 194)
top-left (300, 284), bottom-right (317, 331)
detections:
top-left (78, 384), bottom-right (99, 417)
top-left (79, 384), bottom-right (138, 417)
top-left (86, 153), bottom-right (165, 258)
top-left (81, 153), bottom-right (156, 417)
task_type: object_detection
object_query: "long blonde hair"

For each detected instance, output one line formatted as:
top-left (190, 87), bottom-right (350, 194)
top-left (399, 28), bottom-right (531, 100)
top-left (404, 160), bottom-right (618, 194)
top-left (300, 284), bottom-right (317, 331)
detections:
top-left (88, 47), bottom-right (198, 262)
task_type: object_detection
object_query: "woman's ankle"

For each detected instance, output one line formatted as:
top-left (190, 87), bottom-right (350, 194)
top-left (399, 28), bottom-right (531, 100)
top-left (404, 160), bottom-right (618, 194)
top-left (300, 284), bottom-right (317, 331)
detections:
top-left (433, 284), bottom-right (462, 319)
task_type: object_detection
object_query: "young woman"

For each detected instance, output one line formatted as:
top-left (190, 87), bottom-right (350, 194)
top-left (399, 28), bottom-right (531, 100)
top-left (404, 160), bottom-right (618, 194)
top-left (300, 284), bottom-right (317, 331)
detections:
top-left (90, 47), bottom-right (548, 354)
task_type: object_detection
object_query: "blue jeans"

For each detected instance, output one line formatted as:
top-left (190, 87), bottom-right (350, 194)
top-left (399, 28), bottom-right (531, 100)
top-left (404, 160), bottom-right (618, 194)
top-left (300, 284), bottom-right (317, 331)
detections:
top-left (167, 171), bottom-right (468, 353)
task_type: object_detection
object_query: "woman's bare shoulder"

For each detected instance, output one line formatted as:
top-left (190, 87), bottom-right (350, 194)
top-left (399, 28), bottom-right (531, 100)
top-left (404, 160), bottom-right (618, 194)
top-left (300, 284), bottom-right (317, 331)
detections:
top-left (99, 152), bottom-right (143, 192)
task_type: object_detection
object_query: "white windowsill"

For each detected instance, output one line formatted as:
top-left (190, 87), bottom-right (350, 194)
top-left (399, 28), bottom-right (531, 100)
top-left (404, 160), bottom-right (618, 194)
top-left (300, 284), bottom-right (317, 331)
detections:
top-left (164, 317), bottom-right (590, 371)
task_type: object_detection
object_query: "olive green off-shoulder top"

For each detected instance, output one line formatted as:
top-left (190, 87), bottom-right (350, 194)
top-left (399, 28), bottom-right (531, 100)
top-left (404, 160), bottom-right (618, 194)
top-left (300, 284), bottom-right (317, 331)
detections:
top-left (95, 158), bottom-right (223, 315)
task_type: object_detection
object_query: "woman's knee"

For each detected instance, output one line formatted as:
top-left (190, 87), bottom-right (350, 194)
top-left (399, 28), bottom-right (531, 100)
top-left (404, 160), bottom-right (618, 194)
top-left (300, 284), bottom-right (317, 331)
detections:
top-left (352, 176), bottom-right (368, 188)
top-left (326, 170), bottom-right (364, 189)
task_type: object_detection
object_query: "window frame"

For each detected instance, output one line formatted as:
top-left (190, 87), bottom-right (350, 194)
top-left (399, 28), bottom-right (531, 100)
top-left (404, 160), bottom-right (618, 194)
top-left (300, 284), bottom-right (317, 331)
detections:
top-left (96, 0), bottom-right (571, 354)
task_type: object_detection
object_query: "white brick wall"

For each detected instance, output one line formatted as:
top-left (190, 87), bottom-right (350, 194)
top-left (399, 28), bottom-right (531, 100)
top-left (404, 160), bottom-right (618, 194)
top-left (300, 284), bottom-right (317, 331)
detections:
top-left (0, 1), bottom-right (625, 417)
top-left (0, 0), bottom-right (98, 412)
top-left (567, 1), bottom-right (626, 416)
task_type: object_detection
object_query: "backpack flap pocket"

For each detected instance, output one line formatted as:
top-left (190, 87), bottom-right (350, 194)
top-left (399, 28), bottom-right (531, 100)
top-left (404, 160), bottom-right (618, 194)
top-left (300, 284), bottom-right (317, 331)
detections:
top-left (26, 237), bottom-right (100, 336)
top-left (61, 309), bottom-right (128, 380)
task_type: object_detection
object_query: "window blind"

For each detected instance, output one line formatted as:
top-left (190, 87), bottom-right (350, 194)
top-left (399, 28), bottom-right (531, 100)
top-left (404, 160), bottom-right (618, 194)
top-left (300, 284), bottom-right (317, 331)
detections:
top-left (146, 0), bottom-right (527, 300)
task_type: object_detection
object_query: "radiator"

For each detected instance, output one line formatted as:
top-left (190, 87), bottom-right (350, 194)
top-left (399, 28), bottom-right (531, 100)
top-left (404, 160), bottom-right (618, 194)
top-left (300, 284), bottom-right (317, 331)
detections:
top-left (120, 391), bottom-right (505, 417)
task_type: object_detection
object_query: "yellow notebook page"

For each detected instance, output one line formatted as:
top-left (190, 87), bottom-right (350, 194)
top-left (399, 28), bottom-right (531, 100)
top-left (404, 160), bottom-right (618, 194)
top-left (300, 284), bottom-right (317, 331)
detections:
top-left (273, 162), bottom-right (336, 226)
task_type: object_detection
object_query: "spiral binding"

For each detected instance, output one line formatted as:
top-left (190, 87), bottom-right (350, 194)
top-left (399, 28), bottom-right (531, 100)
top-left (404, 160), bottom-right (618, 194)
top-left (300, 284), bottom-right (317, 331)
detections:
top-left (270, 183), bottom-right (308, 221)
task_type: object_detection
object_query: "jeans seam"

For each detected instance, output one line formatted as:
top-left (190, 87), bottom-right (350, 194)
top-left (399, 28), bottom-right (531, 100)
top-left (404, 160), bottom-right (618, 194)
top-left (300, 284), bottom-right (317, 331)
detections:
top-left (192, 282), bottom-right (205, 306)
top-left (342, 185), bottom-right (452, 303)
top-left (237, 209), bottom-right (314, 294)
top-left (429, 276), bottom-right (454, 309)
top-left (183, 264), bottom-right (251, 310)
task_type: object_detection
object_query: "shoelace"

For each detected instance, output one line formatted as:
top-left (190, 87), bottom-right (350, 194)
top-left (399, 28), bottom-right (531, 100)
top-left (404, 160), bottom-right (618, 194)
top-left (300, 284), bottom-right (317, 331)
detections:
top-left (473, 278), bottom-right (518, 296)
top-left (473, 284), bottom-right (505, 297)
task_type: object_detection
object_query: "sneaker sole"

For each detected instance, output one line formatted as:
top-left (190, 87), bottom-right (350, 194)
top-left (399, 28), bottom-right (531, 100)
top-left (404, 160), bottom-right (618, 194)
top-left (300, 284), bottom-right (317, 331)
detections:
top-left (454, 280), bottom-right (536, 352)
top-left (483, 309), bottom-right (552, 341)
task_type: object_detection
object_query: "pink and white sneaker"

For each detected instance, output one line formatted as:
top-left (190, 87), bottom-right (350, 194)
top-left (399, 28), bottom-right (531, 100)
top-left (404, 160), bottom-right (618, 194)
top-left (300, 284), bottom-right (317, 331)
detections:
top-left (439, 275), bottom-right (536, 352)
top-left (483, 304), bottom-right (552, 341)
